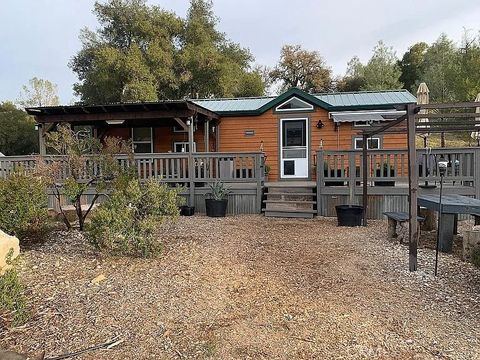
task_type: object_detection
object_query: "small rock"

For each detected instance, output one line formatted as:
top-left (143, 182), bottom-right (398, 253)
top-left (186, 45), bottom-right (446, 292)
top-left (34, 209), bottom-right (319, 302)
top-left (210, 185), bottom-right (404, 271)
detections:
top-left (0, 229), bottom-right (20, 275)
top-left (91, 274), bottom-right (106, 285)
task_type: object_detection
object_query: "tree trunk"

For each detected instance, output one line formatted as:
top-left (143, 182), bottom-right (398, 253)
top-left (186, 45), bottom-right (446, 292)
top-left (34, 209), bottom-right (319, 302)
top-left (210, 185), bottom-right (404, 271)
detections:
top-left (75, 197), bottom-right (84, 231)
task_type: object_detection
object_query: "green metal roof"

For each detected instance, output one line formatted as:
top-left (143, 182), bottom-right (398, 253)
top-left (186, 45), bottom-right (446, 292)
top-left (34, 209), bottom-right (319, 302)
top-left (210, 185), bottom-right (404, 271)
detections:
top-left (193, 88), bottom-right (416, 116)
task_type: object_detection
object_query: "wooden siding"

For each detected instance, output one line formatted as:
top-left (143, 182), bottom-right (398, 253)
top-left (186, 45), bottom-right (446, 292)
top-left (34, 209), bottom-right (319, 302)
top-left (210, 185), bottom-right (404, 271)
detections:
top-left (218, 108), bottom-right (408, 181)
top-left (103, 126), bottom-right (216, 153)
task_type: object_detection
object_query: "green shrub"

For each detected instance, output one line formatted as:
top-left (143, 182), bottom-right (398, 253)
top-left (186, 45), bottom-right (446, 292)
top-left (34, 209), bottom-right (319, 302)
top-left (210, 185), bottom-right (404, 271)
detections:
top-left (471, 246), bottom-right (480, 268)
top-left (0, 172), bottom-right (48, 240)
top-left (0, 251), bottom-right (29, 326)
top-left (86, 178), bottom-right (184, 257)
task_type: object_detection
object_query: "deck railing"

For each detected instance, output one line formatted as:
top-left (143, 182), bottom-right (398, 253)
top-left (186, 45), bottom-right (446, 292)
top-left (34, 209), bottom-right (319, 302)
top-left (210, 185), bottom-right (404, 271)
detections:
top-left (317, 148), bottom-right (479, 187)
top-left (316, 147), bottom-right (480, 218)
top-left (0, 152), bottom-right (265, 184)
top-left (0, 152), bottom-right (265, 212)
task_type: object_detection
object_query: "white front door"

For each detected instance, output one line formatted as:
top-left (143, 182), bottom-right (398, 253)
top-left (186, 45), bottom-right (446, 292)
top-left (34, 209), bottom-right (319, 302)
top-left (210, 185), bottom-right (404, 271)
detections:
top-left (280, 118), bottom-right (309, 179)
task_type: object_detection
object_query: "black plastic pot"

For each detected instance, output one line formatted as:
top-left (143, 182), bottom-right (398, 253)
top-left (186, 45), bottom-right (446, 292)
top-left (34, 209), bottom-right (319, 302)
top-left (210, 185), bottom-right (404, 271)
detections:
top-left (180, 205), bottom-right (195, 216)
top-left (205, 199), bottom-right (228, 217)
top-left (335, 205), bottom-right (364, 227)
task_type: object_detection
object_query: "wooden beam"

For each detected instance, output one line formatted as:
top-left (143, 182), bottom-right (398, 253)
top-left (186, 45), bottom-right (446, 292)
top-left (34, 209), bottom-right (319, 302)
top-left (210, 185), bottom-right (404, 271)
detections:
top-left (362, 114), bottom-right (407, 136)
top-left (420, 102), bottom-right (480, 110)
top-left (414, 112), bottom-right (478, 119)
top-left (38, 125), bottom-right (47, 156)
top-left (174, 117), bottom-right (188, 132)
top-left (34, 110), bottom-right (195, 123)
top-left (204, 120), bottom-right (210, 152)
top-left (362, 134), bottom-right (368, 227)
top-left (186, 101), bottom-right (220, 119)
top-left (407, 103), bottom-right (418, 272)
top-left (188, 116), bottom-right (195, 207)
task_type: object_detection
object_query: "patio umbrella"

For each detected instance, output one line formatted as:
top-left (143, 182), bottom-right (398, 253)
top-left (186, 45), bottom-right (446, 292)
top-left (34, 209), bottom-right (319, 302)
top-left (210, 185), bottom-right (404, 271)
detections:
top-left (416, 83), bottom-right (434, 187)
top-left (416, 82), bottom-right (430, 146)
top-left (470, 93), bottom-right (480, 146)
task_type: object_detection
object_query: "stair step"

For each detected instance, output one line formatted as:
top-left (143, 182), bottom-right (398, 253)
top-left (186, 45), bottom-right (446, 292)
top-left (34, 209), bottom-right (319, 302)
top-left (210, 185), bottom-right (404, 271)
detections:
top-left (263, 208), bottom-right (316, 214)
top-left (264, 210), bottom-right (315, 219)
top-left (263, 200), bottom-right (316, 204)
top-left (264, 192), bottom-right (315, 196)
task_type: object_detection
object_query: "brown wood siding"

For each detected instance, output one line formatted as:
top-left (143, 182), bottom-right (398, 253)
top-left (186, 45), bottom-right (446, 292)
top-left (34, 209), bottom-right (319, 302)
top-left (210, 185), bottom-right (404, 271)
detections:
top-left (218, 110), bottom-right (279, 179)
top-left (103, 126), bottom-right (215, 153)
top-left (218, 108), bottom-right (408, 181)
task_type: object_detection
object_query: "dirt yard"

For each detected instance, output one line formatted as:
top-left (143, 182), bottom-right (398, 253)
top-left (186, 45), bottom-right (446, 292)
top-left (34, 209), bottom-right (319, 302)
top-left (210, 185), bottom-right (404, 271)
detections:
top-left (1, 216), bottom-right (480, 359)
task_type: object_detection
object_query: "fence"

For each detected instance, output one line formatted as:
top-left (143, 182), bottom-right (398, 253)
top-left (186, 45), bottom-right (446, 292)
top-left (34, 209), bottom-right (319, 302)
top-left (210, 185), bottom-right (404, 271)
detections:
top-left (0, 152), bottom-right (265, 215)
top-left (317, 147), bottom-right (480, 218)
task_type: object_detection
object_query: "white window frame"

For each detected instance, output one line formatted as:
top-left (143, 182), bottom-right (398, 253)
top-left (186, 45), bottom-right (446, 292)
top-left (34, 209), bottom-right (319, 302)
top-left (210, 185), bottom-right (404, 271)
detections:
top-left (132, 127), bottom-right (154, 153)
top-left (172, 124), bottom-right (187, 133)
top-left (354, 137), bottom-right (381, 150)
top-left (173, 141), bottom-right (196, 153)
top-left (275, 96), bottom-right (314, 112)
top-left (353, 121), bottom-right (370, 127)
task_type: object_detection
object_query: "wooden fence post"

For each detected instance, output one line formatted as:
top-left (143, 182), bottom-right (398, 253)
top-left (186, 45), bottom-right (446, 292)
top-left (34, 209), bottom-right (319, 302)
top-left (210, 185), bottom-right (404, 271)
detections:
top-left (407, 103), bottom-right (418, 272)
top-left (255, 153), bottom-right (263, 213)
top-left (316, 150), bottom-right (324, 216)
top-left (362, 135), bottom-right (368, 226)
top-left (188, 116), bottom-right (195, 207)
top-left (348, 151), bottom-right (356, 205)
top-left (475, 148), bottom-right (480, 200)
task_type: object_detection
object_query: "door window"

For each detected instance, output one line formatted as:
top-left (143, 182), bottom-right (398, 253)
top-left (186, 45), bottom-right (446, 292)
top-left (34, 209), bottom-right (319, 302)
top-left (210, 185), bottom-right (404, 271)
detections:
top-left (283, 120), bottom-right (306, 147)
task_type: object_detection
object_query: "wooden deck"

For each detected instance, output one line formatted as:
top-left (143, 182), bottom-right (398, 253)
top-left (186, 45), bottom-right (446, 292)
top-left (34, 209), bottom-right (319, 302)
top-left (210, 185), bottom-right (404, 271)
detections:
top-left (2, 147), bottom-right (480, 219)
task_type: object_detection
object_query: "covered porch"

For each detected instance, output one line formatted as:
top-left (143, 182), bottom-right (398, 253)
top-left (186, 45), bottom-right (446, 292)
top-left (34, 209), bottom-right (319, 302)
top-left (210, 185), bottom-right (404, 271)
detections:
top-left (27, 100), bottom-right (221, 156)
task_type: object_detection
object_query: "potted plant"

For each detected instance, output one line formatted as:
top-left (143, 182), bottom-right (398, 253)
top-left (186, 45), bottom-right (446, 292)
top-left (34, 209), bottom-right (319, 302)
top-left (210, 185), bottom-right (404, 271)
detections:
top-left (205, 181), bottom-right (230, 217)
top-left (264, 164), bottom-right (271, 181)
top-left (374, 162), bottom-right (395, 187)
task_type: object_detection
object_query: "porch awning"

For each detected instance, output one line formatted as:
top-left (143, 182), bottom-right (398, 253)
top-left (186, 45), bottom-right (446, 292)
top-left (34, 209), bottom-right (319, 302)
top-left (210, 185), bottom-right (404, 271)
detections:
top-left (26, 100), bottom-right (220, 124)
top-left (329, 110), bottom-right (406, 123)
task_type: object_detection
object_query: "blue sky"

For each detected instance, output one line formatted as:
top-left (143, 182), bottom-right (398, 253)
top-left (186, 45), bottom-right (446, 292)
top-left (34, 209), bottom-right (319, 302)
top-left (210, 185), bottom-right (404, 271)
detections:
top-left (2, 0), bottom-right (480, 104)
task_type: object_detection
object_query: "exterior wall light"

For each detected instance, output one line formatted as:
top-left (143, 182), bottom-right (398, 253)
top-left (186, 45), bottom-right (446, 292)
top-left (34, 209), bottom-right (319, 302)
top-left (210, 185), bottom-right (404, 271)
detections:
top-left (316, 120), bottom-right (325, 129)
top-left (106, 120), bottom-right (125, 125)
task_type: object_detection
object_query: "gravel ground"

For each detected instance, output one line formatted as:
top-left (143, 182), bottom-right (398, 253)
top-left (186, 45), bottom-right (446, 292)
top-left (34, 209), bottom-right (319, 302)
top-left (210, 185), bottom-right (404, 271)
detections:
top-left (1, 216), bottom-right (480, 359)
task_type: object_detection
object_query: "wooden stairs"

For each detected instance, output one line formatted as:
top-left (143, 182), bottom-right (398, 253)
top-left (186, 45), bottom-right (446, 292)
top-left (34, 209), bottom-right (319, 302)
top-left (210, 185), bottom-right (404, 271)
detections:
top-left (262, 182), bottom-right (317, 218)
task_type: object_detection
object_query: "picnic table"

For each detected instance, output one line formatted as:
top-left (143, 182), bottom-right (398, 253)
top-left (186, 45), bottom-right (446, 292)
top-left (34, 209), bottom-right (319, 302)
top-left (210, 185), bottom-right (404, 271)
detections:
top-left (418, 194), bottom-right (480, 253)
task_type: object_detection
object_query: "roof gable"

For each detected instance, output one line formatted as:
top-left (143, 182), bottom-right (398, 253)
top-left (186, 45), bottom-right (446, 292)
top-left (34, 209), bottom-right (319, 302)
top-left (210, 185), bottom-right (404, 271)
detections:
top-left (193, 88), bottom-right (416, 116)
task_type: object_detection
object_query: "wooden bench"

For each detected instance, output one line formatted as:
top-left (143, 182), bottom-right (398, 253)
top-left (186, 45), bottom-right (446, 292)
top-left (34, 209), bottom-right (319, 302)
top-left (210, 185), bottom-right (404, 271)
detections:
top-left (383, 211), bottom-right (425, 241)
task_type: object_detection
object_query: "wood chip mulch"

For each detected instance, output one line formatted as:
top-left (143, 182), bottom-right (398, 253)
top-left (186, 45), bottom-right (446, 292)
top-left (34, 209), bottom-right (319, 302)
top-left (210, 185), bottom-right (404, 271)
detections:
top-left (1, 216), bottom-right (479, 359)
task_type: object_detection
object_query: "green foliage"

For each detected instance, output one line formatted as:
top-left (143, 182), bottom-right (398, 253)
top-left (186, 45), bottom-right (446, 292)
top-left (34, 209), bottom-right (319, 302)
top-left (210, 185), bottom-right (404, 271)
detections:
top-left (17, 77), bottom-right (60, 108)
top-left (0, 252), bottom-right (29, 326)
top-left (398, 42), bottom-right (429, 93)
top-left (420, 34), bottom-right (458, 102)
top-left (448, 31), bottom-right (480, 102)
top-left (340, 41), bottom-right (403, 91)
top-left (0, 172), bottom-right (48, 240)
top-left (71, 0), bottom-right (264, 103)
top-left (43, 125), bottom-right (134, 231)
top-left (471, 246), bottom-right (480, 268)
top-left (87, 178), bottom-right (184, 257)
top-left (269, 44), bottom-right (332, 93)
top-left (397, 31), bottom-right (480, 103)
top-left (206, 181), bottom-right (230, 200)
top-left (0, 102), bottom-right (38, 155)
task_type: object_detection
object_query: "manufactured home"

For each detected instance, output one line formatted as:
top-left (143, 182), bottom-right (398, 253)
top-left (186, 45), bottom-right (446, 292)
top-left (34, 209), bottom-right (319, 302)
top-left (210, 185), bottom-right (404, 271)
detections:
top-left (26, 87), bottom-right (415, 182)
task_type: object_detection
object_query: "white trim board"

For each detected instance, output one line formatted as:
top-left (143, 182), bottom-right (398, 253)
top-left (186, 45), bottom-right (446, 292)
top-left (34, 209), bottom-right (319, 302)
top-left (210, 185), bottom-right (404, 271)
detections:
top-left (275, 96), bottom-right (314, 112)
